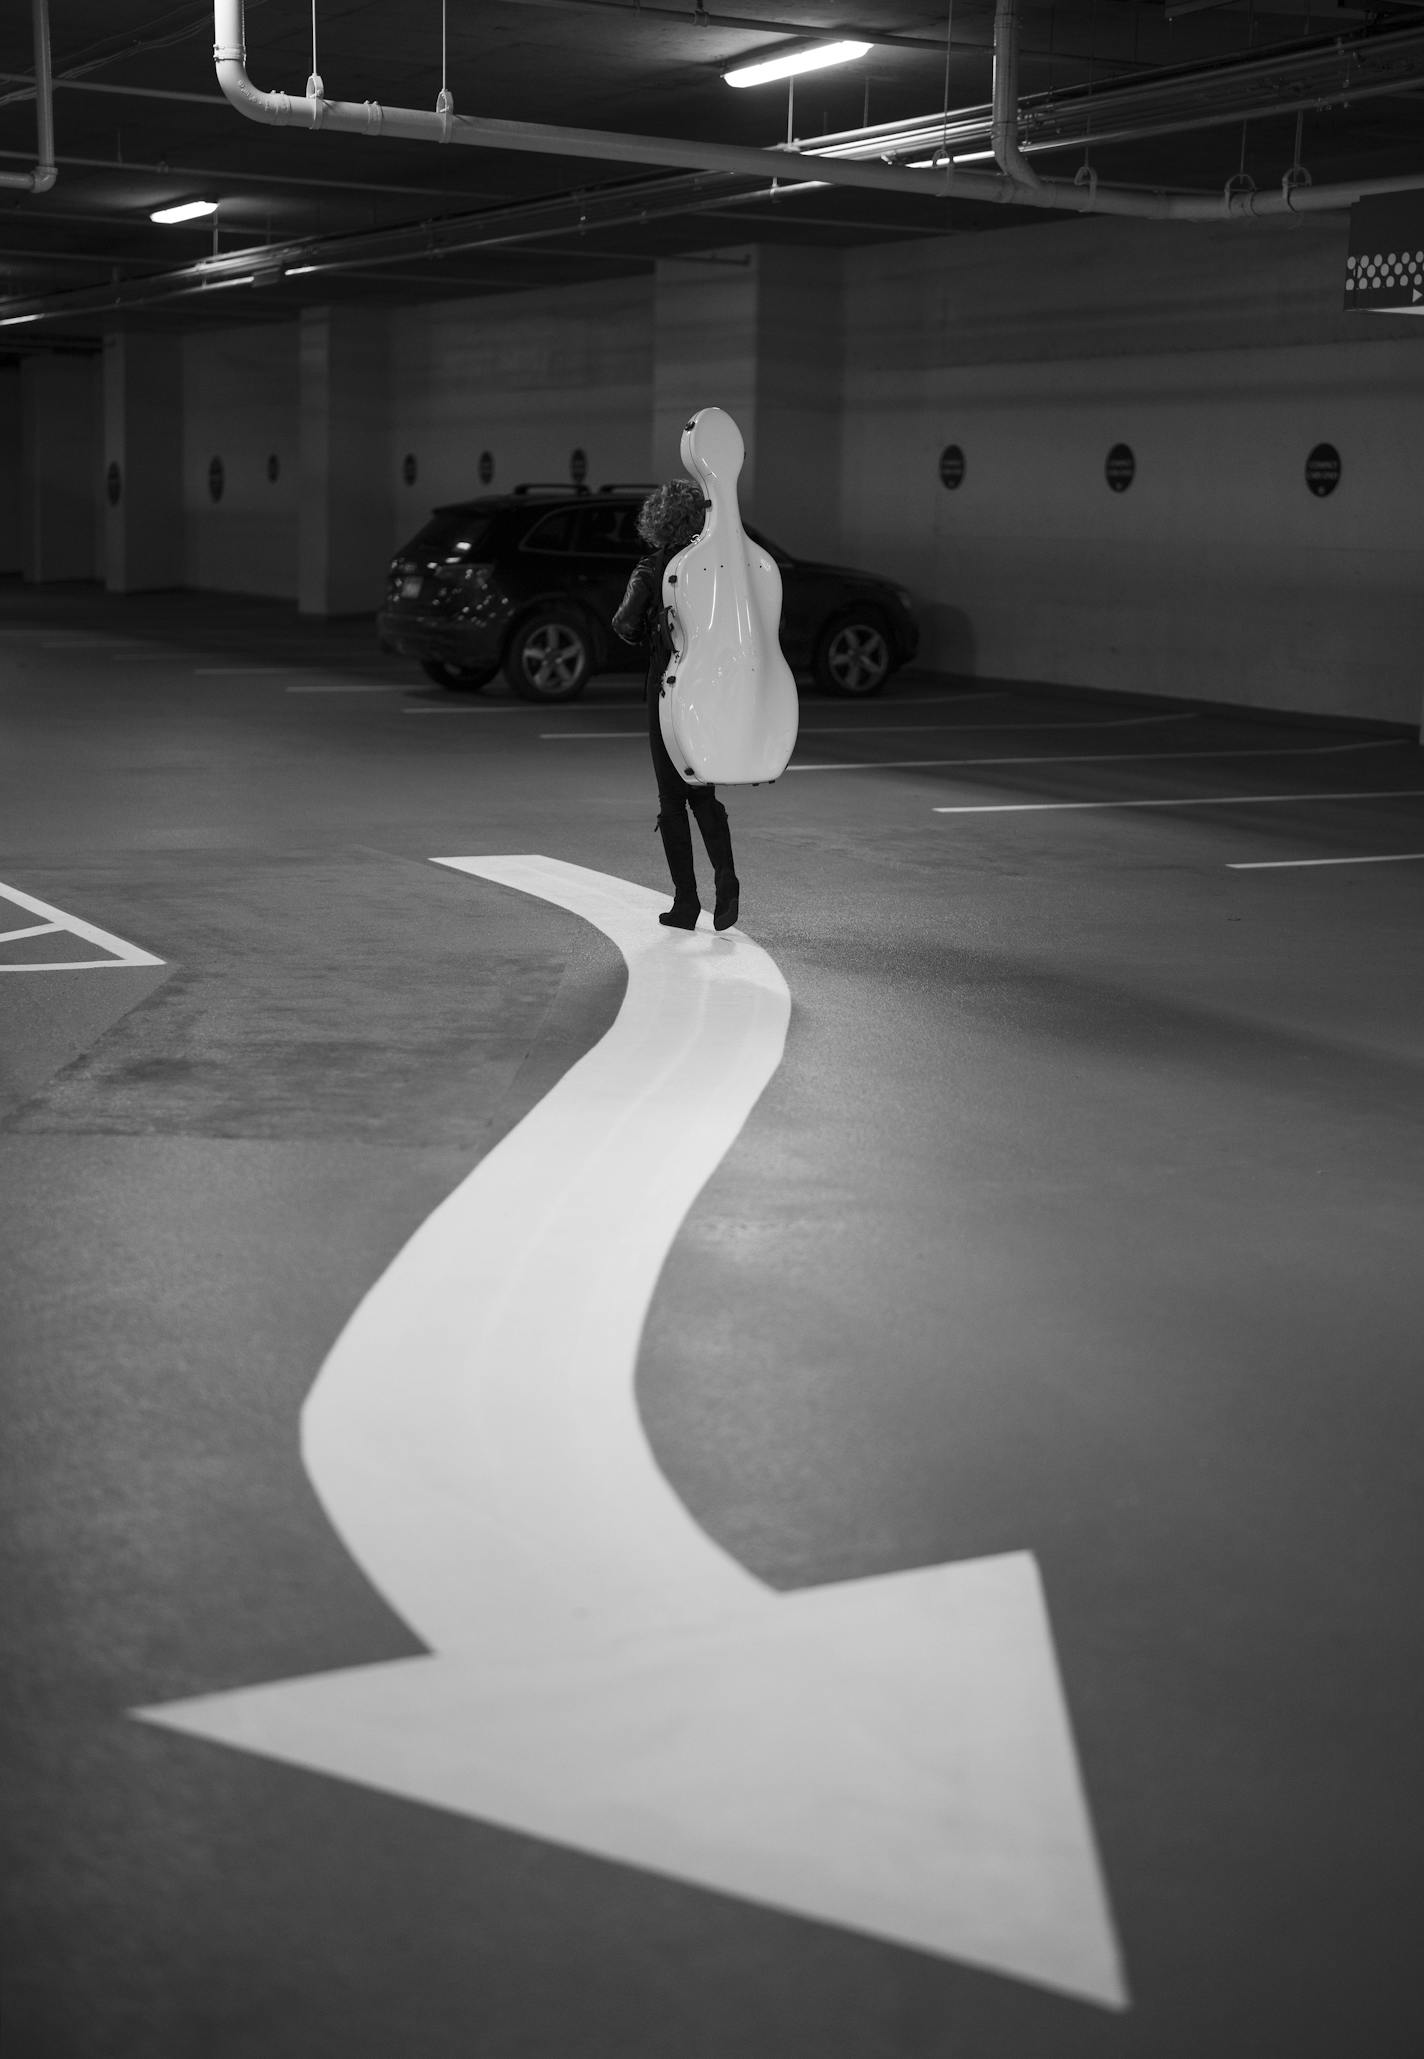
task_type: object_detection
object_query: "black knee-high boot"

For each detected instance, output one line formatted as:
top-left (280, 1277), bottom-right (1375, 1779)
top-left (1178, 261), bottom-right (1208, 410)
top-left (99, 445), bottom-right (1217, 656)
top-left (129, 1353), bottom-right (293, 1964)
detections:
top-left (655, 809), bottom-right (701, 929)
top-left (691, 794), bottom-right (739, 931)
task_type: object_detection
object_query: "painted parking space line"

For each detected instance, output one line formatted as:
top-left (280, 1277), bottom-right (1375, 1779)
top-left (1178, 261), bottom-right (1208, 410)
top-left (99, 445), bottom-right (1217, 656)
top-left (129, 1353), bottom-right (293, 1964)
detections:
top-left (0, 880), bottom-right (164, 971)
top-left (136, 853), bottom-right (1125, 2011)
top-left (540, 713), bottom-right (1201, 742)
top-left (933, 787), bottom-right (1424, 816)
top-left (403, 703), bottom-right (573, 716)
top-left (792, 739), bottom-right (1396, 774)
top-left (1227, 850), bottom-right (1424, 870)
top-left (285, 683), bottom-right (412, 694)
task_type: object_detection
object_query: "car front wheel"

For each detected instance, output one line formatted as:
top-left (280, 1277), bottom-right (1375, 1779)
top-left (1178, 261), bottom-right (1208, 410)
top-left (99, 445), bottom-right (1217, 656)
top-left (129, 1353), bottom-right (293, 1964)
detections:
top-left (504, 611), bottom-right (592, 702)
top-left (814, 615), bottom-right (892, 697)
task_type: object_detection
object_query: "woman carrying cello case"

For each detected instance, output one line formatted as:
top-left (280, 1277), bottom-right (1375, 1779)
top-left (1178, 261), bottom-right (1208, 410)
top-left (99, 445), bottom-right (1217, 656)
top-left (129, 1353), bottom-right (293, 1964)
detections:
top-left (613, 407), bottom-right (799, 934)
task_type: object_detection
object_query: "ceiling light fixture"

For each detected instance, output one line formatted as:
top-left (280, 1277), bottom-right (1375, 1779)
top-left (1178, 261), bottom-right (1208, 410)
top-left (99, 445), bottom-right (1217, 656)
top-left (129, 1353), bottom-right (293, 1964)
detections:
top-left (284, 263), bottom-right (321, 276)
top-left (150, 199), bottom-right (219, 224)
top-left (724, 41), bottom-right (871, 90)
top-left (0, 312), bottom-right (42, 325)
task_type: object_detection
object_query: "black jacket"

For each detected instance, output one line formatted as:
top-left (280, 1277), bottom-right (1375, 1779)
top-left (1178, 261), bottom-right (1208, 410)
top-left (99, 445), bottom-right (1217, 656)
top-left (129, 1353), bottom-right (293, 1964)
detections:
top-left (613, 548), bottom-right (673, 699)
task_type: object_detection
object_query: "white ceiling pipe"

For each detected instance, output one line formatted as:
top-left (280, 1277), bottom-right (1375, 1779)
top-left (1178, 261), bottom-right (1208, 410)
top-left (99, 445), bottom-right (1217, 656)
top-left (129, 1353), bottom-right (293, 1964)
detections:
top-left (0, 0), bottom-right (57, 195)
top-left (990, 0), bottom-right (1041, 192)
top-left (212, 0), bottom-right (1424, 226)
top-left (212, 0), bottom-right (1012, 206)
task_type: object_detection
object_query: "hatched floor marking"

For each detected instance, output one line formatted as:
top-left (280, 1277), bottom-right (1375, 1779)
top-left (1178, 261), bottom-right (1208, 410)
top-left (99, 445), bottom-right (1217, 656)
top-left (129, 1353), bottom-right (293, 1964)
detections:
top-left (0, 880), bottom-right (164, 972)
top-left (135, 854), bottom-right (1126, 2012)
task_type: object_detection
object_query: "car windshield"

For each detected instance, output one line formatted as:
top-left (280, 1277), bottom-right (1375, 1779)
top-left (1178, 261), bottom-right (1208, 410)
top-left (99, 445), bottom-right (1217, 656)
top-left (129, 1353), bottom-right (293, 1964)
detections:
top-left (410, 509), bottom-right (496, 560)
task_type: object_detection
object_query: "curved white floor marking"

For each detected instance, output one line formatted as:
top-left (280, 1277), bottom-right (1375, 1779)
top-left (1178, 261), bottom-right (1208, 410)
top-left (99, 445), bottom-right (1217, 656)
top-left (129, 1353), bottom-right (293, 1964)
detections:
top-left (136, 856), bottom-right (1126, 2011)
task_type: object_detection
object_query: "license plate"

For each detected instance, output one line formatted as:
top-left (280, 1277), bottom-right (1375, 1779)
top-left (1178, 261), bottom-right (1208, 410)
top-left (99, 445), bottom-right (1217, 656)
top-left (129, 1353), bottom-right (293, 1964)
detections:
top-left (400, 574), bottom-right (424, 599)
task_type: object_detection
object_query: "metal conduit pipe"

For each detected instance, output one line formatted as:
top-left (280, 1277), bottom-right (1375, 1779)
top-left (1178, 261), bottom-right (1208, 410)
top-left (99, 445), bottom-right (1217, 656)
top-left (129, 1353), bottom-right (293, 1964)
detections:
top-left (808, 25), bottom-right (1424, 170)
top-left (211, 0), bottom-right (1013, 207)
top-left (990, 0), bottom-right (1042, 190)
top-left (211, 0), bottom-right (1424, 227)
top-left (0, 0), bottom-right (57, 195)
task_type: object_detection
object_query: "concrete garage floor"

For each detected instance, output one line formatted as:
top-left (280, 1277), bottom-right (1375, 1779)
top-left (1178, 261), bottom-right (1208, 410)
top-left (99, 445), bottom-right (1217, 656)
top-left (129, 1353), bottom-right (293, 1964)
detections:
top-left (2, 584), bottom-right (1422, 2058)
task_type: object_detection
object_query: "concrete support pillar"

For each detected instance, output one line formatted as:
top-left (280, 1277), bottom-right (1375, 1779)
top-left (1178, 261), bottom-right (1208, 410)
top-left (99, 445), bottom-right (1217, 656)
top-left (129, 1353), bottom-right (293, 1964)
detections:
top-left (299, 306), bottom-right (392, 616)
top-left (0, 363), bottom-right (20, 574)
top-left (653, 246), bottom-right (843, 561)
top-left (20, 352), bottom-right (101, 584)
top-left (103, 333), bottom-right (184, 592)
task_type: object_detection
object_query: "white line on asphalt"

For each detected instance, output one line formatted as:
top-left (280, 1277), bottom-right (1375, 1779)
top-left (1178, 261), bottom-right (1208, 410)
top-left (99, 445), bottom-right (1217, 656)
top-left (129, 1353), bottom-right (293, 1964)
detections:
top-left (792, 739), bottom-right (1396, 774)
top-left (134, 854), bottom-right (1126, 2010)
top-left (285, 684), bottom-right (411, 694)
top-left (0, 880), bottom-right (164, 970)
top-left (408, 691), bottom-right (1011, 721)
top-left (403, 703), bottom-right (573, 715)
top-left (0, 920), bottom-right (61, 944)
top-left (1227, 851), bottom-right (1424, 870)
top-left (933, 788), bottom-right (1424, 815)
top-left (540, 713), bottom-right (1200, 741)
top-left (192, 666), bottom-right (292, 676)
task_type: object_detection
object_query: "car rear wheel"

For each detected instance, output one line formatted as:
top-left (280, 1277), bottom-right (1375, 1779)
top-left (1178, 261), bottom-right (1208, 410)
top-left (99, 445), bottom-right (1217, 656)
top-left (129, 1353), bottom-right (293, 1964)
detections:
top-left (504, 611), bottom-right (592, 702)
top-left (814, 615), bottom-right (892, 697)
top-left (420, 658), bottom-right (495, 691)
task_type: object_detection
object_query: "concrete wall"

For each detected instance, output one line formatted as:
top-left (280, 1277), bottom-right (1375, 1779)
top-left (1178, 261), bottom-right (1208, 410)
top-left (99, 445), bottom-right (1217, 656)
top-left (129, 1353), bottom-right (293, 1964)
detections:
top-left (841, 214), bottom-right (1424, 724)
top-left (390, 278), bottom-right (655, 544)
top-left (12, 211), bottom-right (1422, 722)
top-left (182, 324), bottom-right (299, 599)
top-left (0, 363), bottom-right (20, 574)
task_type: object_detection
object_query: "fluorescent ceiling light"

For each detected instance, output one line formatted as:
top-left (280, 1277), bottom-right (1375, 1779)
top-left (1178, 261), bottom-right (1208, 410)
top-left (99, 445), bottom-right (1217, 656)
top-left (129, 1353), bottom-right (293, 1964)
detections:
top-left (150, 199), bottom-right (218, 224)
top-left (0, 312), bottom-right (42, 325)
top-left (284, 264), bottom-right (322, 276)
top-left (724, 41), bottom-right (871, 89)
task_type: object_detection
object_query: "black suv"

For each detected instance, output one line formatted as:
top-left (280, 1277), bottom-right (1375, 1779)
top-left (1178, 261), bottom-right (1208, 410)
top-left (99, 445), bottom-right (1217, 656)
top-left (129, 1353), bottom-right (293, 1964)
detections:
top-left (377, 485), bottom-right (918, 701)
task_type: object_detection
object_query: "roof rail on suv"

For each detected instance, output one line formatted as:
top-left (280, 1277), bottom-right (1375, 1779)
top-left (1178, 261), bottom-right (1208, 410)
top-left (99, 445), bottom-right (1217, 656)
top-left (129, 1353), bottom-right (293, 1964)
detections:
top-left (597, 482), bottom-right (658, 495)
top-left (512, 482), bottom-right (590, 496)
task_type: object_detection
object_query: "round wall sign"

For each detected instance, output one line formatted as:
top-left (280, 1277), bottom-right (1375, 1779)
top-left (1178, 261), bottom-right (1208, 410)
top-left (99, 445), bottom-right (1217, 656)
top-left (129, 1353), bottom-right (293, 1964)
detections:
top-left (1305, 443), bottom-right (1341, 497)
top-left (266, 452), bottom-right (280, 484)
top-left (569, 446), bottom-right (588, 486)
top-left (938, 444), bottom-right (966, 491)
top-left (402, 452), bottom-right (418, 486)
top-left (478, 449), bottom-right (494, 486)
top-left (106, 460), bottom-right (122, 508)
top-left (208, 455), bottom-right (224, 504)
top-left (1105, 444), bottom-right (1135, 493)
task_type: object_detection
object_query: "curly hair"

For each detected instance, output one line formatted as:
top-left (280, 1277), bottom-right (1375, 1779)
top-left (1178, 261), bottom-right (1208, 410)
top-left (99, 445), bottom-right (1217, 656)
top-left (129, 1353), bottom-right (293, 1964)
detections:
top-left (637, 478), bottom-right (707, 552)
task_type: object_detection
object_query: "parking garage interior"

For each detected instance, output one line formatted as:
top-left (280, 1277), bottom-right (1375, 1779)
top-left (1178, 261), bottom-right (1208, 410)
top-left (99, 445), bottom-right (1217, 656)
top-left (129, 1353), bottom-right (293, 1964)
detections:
top-left (2, 3), bottom-right (1423, 2055)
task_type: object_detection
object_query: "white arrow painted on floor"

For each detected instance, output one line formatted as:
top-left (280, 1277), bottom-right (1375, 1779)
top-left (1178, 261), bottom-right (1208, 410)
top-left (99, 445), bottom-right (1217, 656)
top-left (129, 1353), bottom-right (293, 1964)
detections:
top-left (134, 855), bottom-right (1127, 2011)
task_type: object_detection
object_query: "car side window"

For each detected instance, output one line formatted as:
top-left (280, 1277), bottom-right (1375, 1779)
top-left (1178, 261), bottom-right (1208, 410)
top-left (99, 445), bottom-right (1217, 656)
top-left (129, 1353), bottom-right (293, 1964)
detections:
top-left (519, 509), bottom-right (580, 554)
top-left (575, 504), bottom-right (643, 557)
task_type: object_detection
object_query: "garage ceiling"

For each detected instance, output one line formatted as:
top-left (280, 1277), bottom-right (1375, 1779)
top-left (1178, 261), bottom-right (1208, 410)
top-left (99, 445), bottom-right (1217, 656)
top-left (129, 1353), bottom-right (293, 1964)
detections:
top-left (2, 0), bottom-right (1422, 334)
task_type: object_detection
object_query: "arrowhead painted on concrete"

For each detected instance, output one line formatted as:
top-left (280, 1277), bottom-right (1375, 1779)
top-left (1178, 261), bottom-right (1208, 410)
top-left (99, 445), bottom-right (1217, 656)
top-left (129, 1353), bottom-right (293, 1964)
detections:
top-left (134, 857), bottom-right (1127, 2011)
top-left (140, 1553), bottom-right (1124, 2007)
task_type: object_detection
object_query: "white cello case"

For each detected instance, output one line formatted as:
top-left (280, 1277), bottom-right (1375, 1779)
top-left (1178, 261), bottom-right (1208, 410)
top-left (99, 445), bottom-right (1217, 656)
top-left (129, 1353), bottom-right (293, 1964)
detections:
top-left (658, 407), bottom-right (799, 788)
